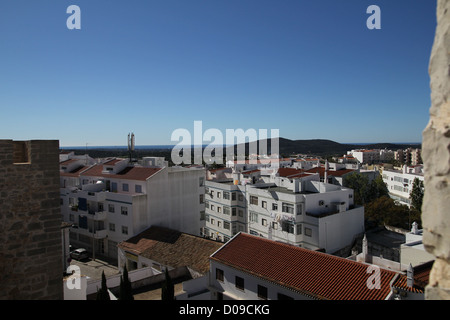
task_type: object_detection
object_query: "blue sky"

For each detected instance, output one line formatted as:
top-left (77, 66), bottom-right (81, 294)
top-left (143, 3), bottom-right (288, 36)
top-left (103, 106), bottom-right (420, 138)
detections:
top-left (0, 0), bottom-right (437, 147)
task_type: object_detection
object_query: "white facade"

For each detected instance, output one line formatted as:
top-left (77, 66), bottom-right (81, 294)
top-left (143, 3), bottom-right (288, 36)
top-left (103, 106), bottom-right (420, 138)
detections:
top-left (347, 149), bottom-right (394, 164)
top-left (60, 157), bottom-right (205, 260)
top-left (382, 165), bottom-right (424, 206)
top-left (205, 167), bottom-right (365, 254)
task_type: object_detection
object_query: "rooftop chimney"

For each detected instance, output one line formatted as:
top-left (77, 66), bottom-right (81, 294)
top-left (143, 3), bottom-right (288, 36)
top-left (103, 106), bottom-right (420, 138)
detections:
top-left (407, 263), bottom-right (414, 288)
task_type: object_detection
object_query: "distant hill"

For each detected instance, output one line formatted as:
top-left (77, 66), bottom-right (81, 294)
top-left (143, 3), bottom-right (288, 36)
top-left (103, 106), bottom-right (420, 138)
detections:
top-left (65, 138), bottom-right (421, 160)
top-left (229, 138), bottom-right (421, 157)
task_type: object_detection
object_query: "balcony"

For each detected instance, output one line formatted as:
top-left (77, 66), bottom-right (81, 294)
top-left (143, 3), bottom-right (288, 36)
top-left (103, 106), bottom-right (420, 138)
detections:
top-left (93, 229), bottom-right (107, 239)
top-left (74, 227), bottom-right (107, 239)
top-left (91, 210), bottom-right (107, 221)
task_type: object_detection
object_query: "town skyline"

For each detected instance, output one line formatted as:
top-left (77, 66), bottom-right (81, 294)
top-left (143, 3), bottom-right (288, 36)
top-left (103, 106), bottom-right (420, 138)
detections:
top-left (0, 1), bottom-right (437, 147)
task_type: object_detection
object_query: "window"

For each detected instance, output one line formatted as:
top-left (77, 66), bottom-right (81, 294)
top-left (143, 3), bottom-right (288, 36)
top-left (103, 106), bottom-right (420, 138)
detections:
top-left (238, 209), bottom-right (244, 217)
top-left (218, 221), bottom-right (222, 228)
top-left (205, 201), bottom-right (210, 209)
top-left (211, 218), bottom-right (215, 225)
top-left (211, 205), bottom-right (215, 211)
top-left (223, 191), bottom-right (230, 200)
top-left (277, 293), bottom-right (293, 300)
top-left (109, 223), bottom-right (115, 232)
top-left (121, 206), bottom-right (128, 215)
top-left (224, 221), bottom-right (230, 230)
top-left (216, 268), bottom-right (224, 282)
top-left (235, 276), bottom-right (245, 291)
top-left (199, 194), bottom-right (204, 204)
top-left (258, 285), bottom-right (268, 300)
top-left (135, 185), bottom-right (142, 193)
top-left (232, 192), bottom-right (236, 201)
top-left (296, 224), bottom-right (302, 235)
top-left (271, 222), bottom-right (278, 230)
top-left (98, 202), bottom-right (104, 212)
top-left (281, 221), bottom-right (294, 234)
top-left (272, 203), bottom-right (278, 211)
top-left (262, 201), bottom-right (267, 209)
top-left (238, 194), bottom-right (244, 202)
top-left (305, 227), bottom-right (312, 237)
top-left (199, 177), bottom-right (204, 187)
top-left (223, 206), bottom-right (230, 215)
top-left (262, 218), bottom-right (267, 226)
top-left (232, 208), bottom-right (237, 216)
top-left (217, 206), bottom-right (222, 213)
top-left (122, 183), bottom-right (129, 192)
top-left (297, 204), bottom-right (303, 215)
top-left (250, 212), bottom-right (258, 222)
top-left (122, 226), bottom-right (128, 235)
top-left (250, 196), bottom-right (258, 205)
top-left (108, 204), bottom-right (115, 213)
top-left (282, 202), bottom-right (294, 214)
top-left (217, 192), bottom-right (222, 199)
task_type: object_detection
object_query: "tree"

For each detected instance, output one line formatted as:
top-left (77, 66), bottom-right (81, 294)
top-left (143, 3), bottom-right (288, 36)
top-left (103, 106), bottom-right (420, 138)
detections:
top-left (96, 271), bottom-right (110, 300)
top-left (161, 268), bottom-right (175, 300)
top-left (410, 178), bottom-right (424, 212)
top-left (119, 265), bottom-right (134, 300)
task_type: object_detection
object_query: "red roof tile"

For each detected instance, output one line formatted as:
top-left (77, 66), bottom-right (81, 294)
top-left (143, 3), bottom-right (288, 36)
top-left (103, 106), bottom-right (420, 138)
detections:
top-left (210, 233), bottom-right (398, 300)
top-left (119, 226), bottom-right (223, 274)
top-left (81, 164), bottom-right (162, 181)
top-left (277, 168), bottom-right (306, 178)
top-left (60, 165), bottom-right (91, 177)
top-left (392, 260), bottom-right (434, 293)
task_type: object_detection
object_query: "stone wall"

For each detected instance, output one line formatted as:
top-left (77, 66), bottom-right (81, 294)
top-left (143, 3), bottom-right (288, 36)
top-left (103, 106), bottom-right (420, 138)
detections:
top-left (0, 140), bottom-right (63, 300)
top-left (422, 0), bottom-right (450, 300)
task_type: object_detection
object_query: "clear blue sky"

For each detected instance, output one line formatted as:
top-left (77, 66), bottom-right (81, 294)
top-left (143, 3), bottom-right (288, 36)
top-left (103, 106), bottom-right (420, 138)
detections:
top-left (0, 0), bottom-right (437, 147)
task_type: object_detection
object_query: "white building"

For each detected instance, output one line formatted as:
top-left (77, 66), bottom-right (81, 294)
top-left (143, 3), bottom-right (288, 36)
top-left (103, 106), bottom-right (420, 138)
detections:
top-left (207, 233), bottom-right (398, 300)
top-left (382, 165), bottom-right (424, 206)
top-left (400, 222), bottom-right (435, 267)
top-left (60, 156), bottom-right (205, 261)
top-left (205, 165), bottom-right (365, 254)
top-left (347, 149), bottom-right (395, 164)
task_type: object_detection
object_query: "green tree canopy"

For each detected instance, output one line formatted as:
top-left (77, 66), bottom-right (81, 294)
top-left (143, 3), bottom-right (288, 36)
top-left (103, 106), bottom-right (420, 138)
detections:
top-left (96, 271), bottom-right (110, 300)
top-left (119, 265), bottom-right (134, 300)
top-left (161, 268), bottom-right (175, 300)
top-left (410, 178), bottom-right (424, 212)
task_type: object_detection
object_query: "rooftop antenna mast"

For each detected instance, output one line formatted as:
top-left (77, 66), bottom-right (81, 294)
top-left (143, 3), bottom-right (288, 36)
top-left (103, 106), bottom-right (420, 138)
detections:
top-left (128, 132), bottom-right (136, 162)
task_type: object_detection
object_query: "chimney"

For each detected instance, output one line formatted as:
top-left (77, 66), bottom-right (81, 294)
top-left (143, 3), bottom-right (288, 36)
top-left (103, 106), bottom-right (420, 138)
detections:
top-left (411, 221), bottom-right (419, 234)
top-left (407, 263), bottom-right (414, 288)
top-left (362, 234), bottom-right (368, 262)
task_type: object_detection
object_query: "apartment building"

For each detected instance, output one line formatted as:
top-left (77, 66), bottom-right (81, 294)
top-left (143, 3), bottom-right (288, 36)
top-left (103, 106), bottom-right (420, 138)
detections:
top-left (382, 164), bottom-right (424, 206)
top-left (205, 165), bottom-right (364, 254)
top-left (60, 156), bottom-right (205, 261)
top-left (395, 148), bottom-right (422, 165)
top-left (347, 149), bottom-right (395, 164)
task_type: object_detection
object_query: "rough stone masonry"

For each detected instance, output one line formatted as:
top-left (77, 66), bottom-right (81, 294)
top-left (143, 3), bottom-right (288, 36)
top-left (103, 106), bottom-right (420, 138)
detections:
top-left (422, 0), bottom-right (450, 300)
top-left (0, 140), bottom-right (63, 299)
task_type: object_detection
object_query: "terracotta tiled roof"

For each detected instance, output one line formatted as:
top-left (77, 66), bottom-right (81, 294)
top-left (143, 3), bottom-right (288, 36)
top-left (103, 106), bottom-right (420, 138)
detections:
top-left (60, 165), bottom-right (91, 177)
top-left (392, 260), bottom-right (434, 294)
top-left (277, 168), bottom-right (306, 178)
top-left (60, 159), bottom-right (80, 165)
top-left (210, 233), bottom-right (398, 300)
top-left (304, 167), bottom-right (355, 178)
top-left (118, 226), bottom-right (223, 274)
top-left (103, 158), bottom-right (124, 165)
top-left (81, 164), bottom-right (162, 181)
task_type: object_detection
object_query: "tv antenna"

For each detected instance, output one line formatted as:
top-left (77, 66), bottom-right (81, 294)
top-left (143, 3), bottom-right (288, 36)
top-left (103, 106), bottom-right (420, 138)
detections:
top-left (127, 133), bottom-right (136, 162)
